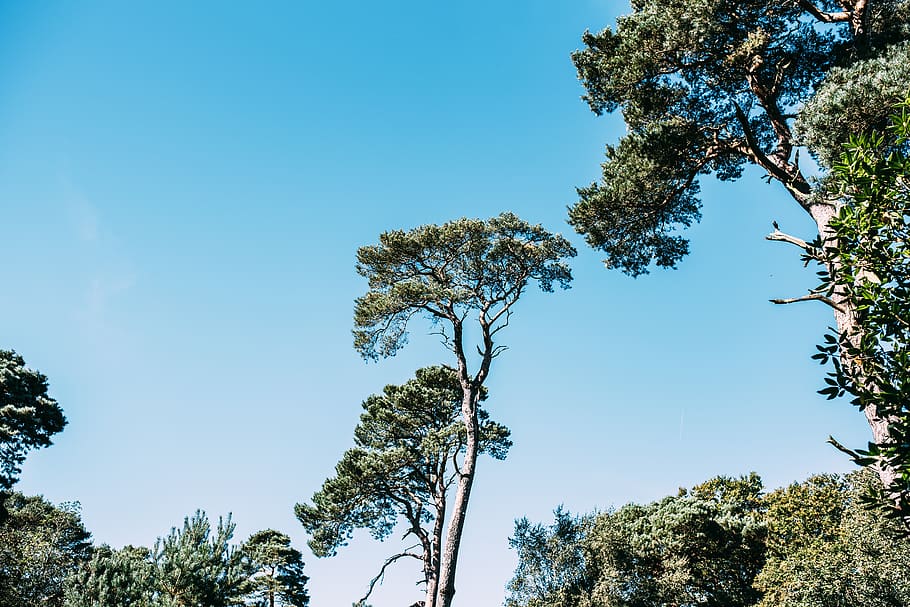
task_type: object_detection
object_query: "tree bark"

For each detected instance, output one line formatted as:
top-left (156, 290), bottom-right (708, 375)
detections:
top-left (434, 386), bottom-right (481, 607)
top-left (809, 202), bottom-right (900, 493)
top-left (423, 494), bottom-right (446, 607)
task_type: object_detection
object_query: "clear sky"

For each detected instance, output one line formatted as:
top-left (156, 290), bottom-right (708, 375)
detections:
top-left (2, 2), bottom-right (869, 606)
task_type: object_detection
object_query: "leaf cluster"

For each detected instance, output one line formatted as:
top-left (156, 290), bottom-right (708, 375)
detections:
top-left (0, 349), bottom-right (66, 491)
top-left (354, 213), bottom-right (575, 360)
top-left (242, 530), bottom-right (310, 607)
top-left (153, 511), bottom-right (251, 607)
top-left (568, 0), bottom-right (910, 275)
top-left (810, 97), bottom-right (910, 524)
top-left (568, 0), bottom-right (842, 275)
top-left (0, 492), bottom-right (92, 607)
top-left (507, 472), bottom-right (910, 607)
top-left (507, 474), bottom-right (768, 607)
top-left (296, 366), bottom-right (511, 558)
top-left (755, 471), bottom-right (910, 606)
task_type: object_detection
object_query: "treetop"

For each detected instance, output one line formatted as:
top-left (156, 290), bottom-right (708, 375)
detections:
top-left (354, 212), bottom-right (576, 360)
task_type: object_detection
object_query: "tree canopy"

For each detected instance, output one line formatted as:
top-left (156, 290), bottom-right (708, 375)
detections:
top-left (354, 212), bottom-right (575, 363)
top-left (568, 0), bottom-right (909, 276)
top-left (242, 530), bottom-right (309, 607)
top-left (296, 366), bottom-right (510, 607)
top-left (0, 349), bottom-right (66, 492)
top-left (0, 492), bottom-right (92, 607)
top-left (507, 471), bottom-right (910, 607)
top-left (154, 511), bottom-right (251, 607)
top-left (65, 544), bottom-right (157, 607)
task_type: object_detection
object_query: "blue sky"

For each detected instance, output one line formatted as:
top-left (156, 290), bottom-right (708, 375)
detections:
top-left (3, 2), bottom-right (868, 605)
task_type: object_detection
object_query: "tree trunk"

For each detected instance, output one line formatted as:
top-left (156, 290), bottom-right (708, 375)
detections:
top-left (810, 202), bottom-right (899, 492)
top-left (424, 494), bottom-right (446, 607)
top-left (435, 387), bottom-right (481, 607)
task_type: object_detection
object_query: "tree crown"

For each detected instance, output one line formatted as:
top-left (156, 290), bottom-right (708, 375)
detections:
top-left (354, 213), bottom-right (575, 362)
top-left (296, 366), bottom-right (511, 558)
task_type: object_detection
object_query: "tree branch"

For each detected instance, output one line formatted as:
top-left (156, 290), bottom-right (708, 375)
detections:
top-left (358, 550), bottom-right (423, 605)
top-left (766, 229), bottom-right (812, 251)
top-left (770, 293), bottom-right (846, 312)
top-left (798, 0), bottom-right (851, 23)
top-left (828, 435), bottom-right (862, 459)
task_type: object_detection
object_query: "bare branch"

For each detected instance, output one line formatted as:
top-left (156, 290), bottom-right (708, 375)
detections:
top-left (766, 229), bottom-right (812, 251)
top-left (828, 435), bottom-right (862, 459)
top-left (490, 345), bottom-right (509, 359)
top-left (358, 550), bottom-right (423, 605)
top-left (770, 293), bottom-right (846, 312)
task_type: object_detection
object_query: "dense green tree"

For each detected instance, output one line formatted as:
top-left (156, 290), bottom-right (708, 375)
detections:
top-left (811, 99), bottom-right (910, 522)
top-left (296, 366), bottom-right (509, 607)
top-left (353, 212), bottom-right (574, 607)
top-left (0, 492), bottom-right (92, 607)
top-left (154, 511), bottom-right (251, 607)
top-left (756, 471), bottom-right (910, 606)
top-left (0, 349), bottom-right (67, 523)
top-left (64, 544), bottom-right (157, 607)
top-left (505, 507), bottom-right (594, 607)
top-left (568, 0), bottom-right (910, 512)
top-left (508, 475), bottom-right (767, 607)
top-left (241, 529), bottom-right (309, 607)
top-left (508, 472), bottom-right (910, 607)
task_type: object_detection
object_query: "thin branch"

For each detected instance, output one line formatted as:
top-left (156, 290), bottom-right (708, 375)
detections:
top-left (770, 293), bottom-right (846, 312)
top-left (766, 229), bottom-right (812, 251)
top-left (490, 345), bottom-right (509, 359)
top-left (358, 550), bottom-right (423, 605)
top-left (828, 435), bottom-right (862, 459)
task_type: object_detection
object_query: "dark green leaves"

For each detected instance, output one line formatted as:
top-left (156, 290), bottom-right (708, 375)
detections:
top-left (813, 97), bottom-right (910, 524)
top-left (154, 511), bottom-right (251, 607)
top-left (0, 493), bottom-right (92, 607)
top-left (0, 350), bottom-right (66, 491)
top-left (567, 0), bottom-right (907, 274)
top-left (569, 120), bottom-right (706, 276)
top-left (354, 213), bottom-right (575, 360)
top-left (296, 366), bottom-right (511, 558)
top-left (242, 530), bottom-right (310, 607)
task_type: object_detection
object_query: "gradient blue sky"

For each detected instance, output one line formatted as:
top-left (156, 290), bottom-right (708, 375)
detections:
top-left (3, 2), bottom-right (868, 606)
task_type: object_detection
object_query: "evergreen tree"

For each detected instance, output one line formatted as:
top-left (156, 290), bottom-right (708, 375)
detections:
top-left (154, 511), bottom-right (251, 607)
top-left (297, 366), bottom-right (509, 607)
top-left (353, 213), bottom-right (574, 607)
top-left (0, 492), bottom-right (92, 607)
top-left (242, 530), bottom-right (309, 607)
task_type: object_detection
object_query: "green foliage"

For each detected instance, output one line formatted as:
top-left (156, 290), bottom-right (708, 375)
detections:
top-left (354, 212), bottom-right (575, 360)
top-left (508, 475), bottom-right (767, 607)
top-left (0, 349), bottom-right (66, 492)
top-left (567, 0), bottom-right (909, 275)
top-left (508, 472), bottom-right (910, 607)
top-left (756, 471), bottom-right (910, 606)
top-left (63, 516), bottom-right (305, 607)
top-left (0, 492), bottom-right (92, 607)
top-left (811, 97), bottom-right (910, 520)
top-left (154, 511), bottom-right (251, 607)
top-left (505, 507), bottom-right (594, 607)
top-left (241, 529), bottom-right (309, 607)
top-left (797, 41), bottom-right (910, 168)
top-left (296, 365), bottom-right (510, 558)
top-left (65, 544), bottom-right (157, 607)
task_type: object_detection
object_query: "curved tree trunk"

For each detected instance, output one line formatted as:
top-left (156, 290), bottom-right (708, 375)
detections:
top-left (435, 387), bottom-right (481, 607)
